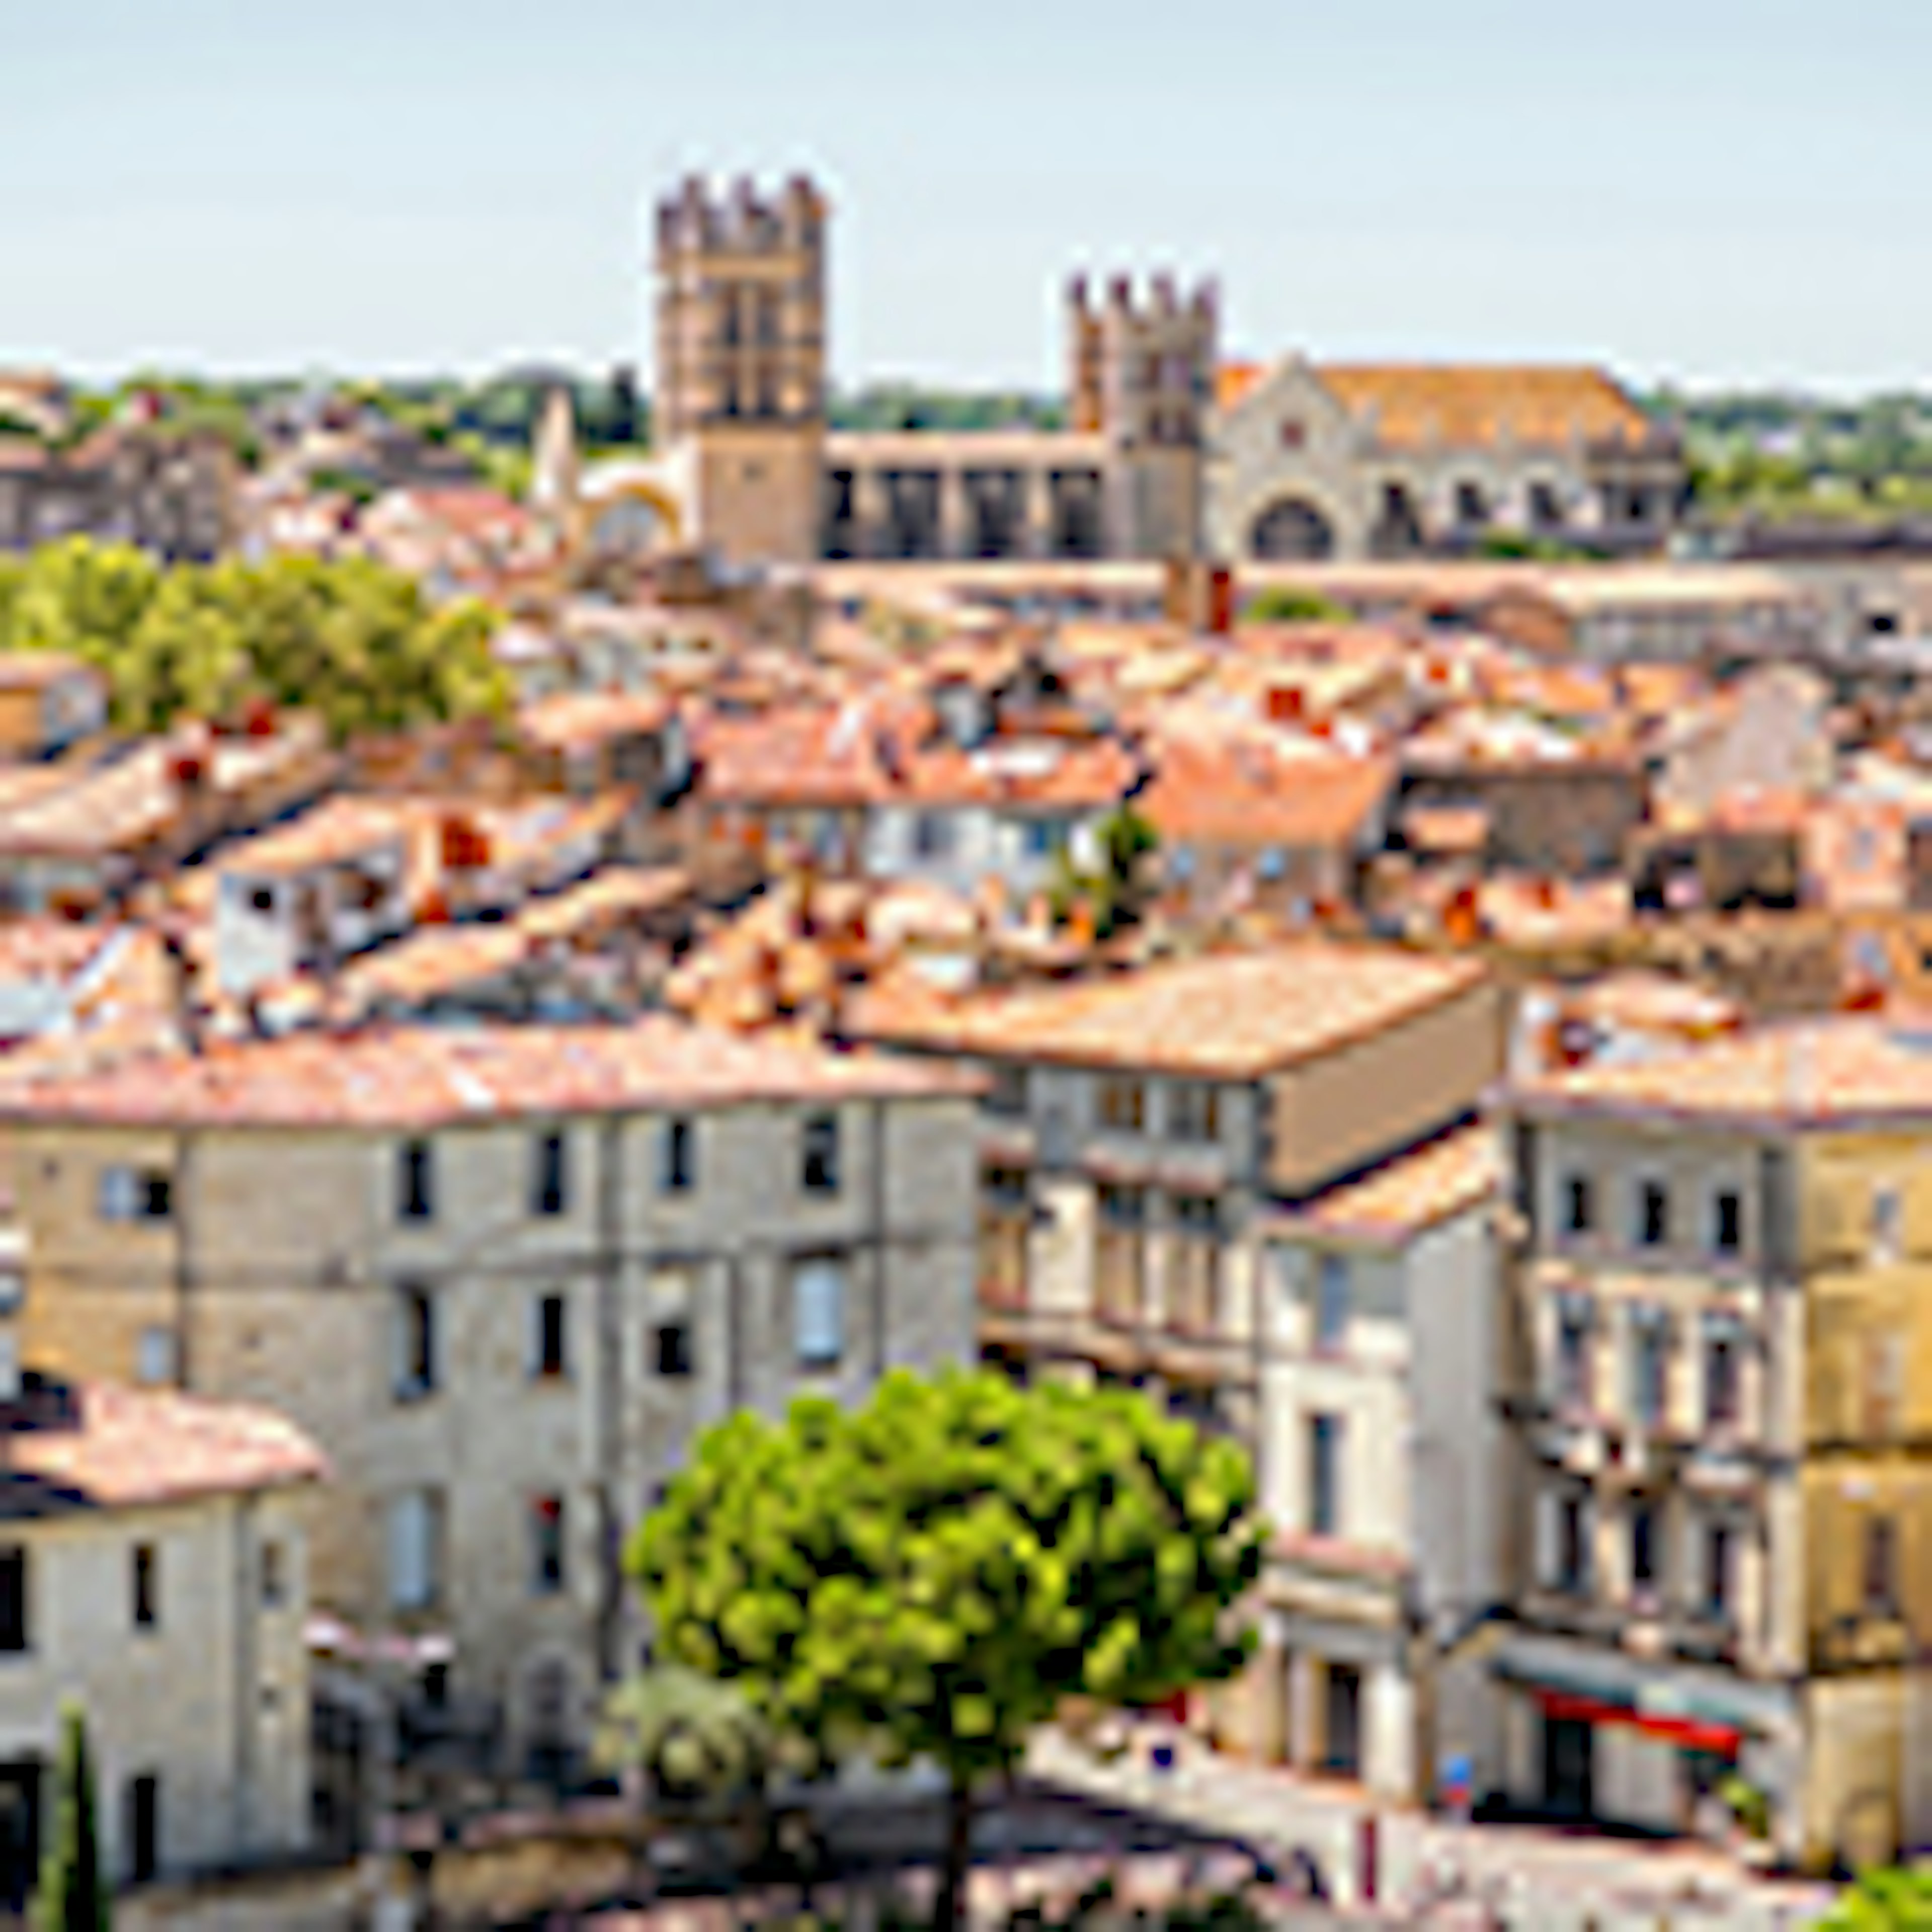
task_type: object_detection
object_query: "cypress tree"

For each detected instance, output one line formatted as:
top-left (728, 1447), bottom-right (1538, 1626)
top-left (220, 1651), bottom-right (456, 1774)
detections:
top-left (34, 1702), bottom-right (108, 1932)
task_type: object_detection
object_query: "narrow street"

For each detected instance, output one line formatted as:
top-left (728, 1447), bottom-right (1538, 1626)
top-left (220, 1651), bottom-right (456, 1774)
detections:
top-left (1022, 1730), bottom-right (1840, 1929)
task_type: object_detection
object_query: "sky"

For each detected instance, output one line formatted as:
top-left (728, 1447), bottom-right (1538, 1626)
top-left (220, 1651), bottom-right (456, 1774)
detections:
top-left (4, 0), bottom-right (1930, 394)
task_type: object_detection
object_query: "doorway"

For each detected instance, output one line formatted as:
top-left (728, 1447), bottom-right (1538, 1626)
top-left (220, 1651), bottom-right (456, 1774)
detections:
top-left (1541, 1713), bottom-right (1594, 1820)
top-left (0, 1759), bottom-right (42, 1910)
top-left (1323, 1663), bottom-right (1363, 1779)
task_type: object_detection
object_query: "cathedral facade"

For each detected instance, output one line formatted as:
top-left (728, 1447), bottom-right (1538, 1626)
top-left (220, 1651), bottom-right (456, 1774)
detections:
top-left (580, 173), bottom-right (1683, 571)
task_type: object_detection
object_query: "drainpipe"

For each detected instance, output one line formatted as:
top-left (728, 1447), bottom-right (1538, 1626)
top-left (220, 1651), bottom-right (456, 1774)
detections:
top-left (593, 1116), bottom-right (624, 1685)
top-left (173, 1130), bottom-right (197, 1391)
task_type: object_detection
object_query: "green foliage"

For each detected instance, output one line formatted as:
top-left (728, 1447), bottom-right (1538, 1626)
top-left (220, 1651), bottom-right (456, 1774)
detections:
top-left (831, 386), bottom-right (1064, 434)
top-left (1051, 804), bottom-right (1160, 939)
top-left (632, 1366), bottom-right (1262, 1784)
top-left (1718, 1772), bottom-right (1771, 1841)
top-left (593, 1665), bottom-right (773, 1808)
top-left (0, 537), bottom-right (509, 742)
top-left (1474, 531), bottom-right (1600, 562)
top-left (1241, 585), bottom-right (1348, 625)
top-left (1818, 1866), bottom-right (1932, 1929)
top-left (451, 434), bottom-right (534, 503)
top-left (34, 1704), bottom-right (107, 1932)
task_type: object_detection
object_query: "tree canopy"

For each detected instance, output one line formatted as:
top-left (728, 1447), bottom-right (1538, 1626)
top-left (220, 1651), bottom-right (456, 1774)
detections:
top-left (631, 1366), bottom-right (1264, 1930)
top-left (0, 538), bottom-right (510, 742)
top-left (1818, 1867), bottom-right (1932, 1929)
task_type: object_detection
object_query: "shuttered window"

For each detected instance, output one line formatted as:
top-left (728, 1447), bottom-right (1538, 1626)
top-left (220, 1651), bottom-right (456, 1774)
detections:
top-left (387, 1490), bottom-right (441, 1611)
top-left (792, 1256), bottom-right (846, 1369)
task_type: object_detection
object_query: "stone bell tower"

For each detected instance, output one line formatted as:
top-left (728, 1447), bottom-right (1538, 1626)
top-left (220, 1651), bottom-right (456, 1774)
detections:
top-left (1067, 271), bottom-right (1217, 560)
top-left (654, 173), bottom-right (828, 568)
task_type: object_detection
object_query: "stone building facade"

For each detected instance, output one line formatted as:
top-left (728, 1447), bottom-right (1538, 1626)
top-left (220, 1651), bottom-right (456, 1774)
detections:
top-left (574, 173), bottom-right (1682, 573)
top-left (1495, 1017), bottom-right (1932, 1872)
top-left (0, 427), bottom-right (237, 561)
top-left (854, 942), bottom-right (1509, 1802)
top-left (1, 1020), bottom-right (979, 1779)
top-left (0, 1308), bottom-right (325, 1908)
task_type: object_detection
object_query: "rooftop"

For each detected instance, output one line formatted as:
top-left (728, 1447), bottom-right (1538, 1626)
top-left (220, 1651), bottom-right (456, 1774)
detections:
top-left (0, 1015), bottom-right (975, 1131)
top-left (1515, 1016), bottom-right (1932, 1130)
top-left (0, 1379), bottom-right (327, 1517)
top-left (1272, 1123), bottom-right (1499, 1246)
top-left (853, 941), bottom-right (1485, 1078)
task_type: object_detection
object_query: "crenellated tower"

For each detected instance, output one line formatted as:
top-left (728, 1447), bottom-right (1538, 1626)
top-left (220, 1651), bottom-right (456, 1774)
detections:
top-left (654, 173), bottom-right (828, 566)
top-left (1066, 271), bottom-right (1217, 559)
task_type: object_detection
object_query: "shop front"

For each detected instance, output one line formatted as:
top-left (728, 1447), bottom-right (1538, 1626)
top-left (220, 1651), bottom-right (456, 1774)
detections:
top-left (1490, 1642), bottom-right (1801, 1848)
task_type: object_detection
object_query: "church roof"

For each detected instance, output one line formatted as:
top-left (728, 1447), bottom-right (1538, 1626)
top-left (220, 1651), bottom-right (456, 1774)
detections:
top-left (1216, 360), bottom-right (1663, 452)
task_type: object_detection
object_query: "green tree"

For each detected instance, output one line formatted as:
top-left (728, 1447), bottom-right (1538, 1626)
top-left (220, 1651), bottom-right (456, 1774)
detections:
top-left (593, 1665), bottom-right (771, 1809)
top-left (34, 1704), bottom-right (107, 1932)
top-left (1818, 1867), bottom-right (1932, 1929)
top-left (1242, 585), bottom-right (1348, 625)
top-left (0, 540), bottom-right (510, 743)
top-left (632, 1367), bottom-right (1264, 1932)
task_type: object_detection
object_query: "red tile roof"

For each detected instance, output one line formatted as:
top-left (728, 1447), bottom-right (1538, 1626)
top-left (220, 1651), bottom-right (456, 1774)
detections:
top-left (2, 1380), bottom-right (328, 1513)
top-left (0, 1016), bottom-right (975, 1130)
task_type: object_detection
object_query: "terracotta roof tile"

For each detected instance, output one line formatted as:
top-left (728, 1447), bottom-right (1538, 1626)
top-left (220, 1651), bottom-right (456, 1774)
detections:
top-left (1, 1015), bottom-right (974, 1130)
top-left (1, 1380), bottom-right (327, 1513)
top-left (853, 942), bottom-right (1486, 1079)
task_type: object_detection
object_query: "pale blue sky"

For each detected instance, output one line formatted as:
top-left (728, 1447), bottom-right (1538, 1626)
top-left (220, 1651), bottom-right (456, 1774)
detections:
top-left (5, 0), bottom-right (1929, 391)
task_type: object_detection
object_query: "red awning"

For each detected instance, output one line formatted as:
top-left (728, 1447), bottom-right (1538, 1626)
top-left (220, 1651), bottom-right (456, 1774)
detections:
top-left (1534, 1687), bottom-right (1740, 1758)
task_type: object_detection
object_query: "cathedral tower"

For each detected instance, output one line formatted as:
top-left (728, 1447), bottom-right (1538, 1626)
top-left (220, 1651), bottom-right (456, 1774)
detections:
top-left (655, 173), bottom-right (828, 567)
top-left (1066, 271), bottom-right (1217, 560)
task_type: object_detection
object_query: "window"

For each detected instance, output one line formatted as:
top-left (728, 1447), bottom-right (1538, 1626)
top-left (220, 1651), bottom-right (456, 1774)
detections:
top-left (661, 1117), bottom-right (696, 1193)
top-left (911, 811), bottom-right (954, 860)
top-left (1630, 1311), bottom-right (1670, 1427)
top-left (1563, 1173), bottom-right (1595, 1237)
top-left (396, 1139), bottom-right (434, 1222)
top-left (1020, 818), bottom-right (1069, 859)
top-left (531, 1131), bottom-right (568, 1218)
top-left (1308, 1413), bottom-right (1343, 1540)
top-left (531, 1292), bottom-right (568, 1381)
top-left (260, 1542), bottom-right (286, 1610)
top-left (1098, 1077), bottom-right (1146, 1133)
top-left (1705, 1521), bottom-right (1733, 1619)
top-left (1168, 1082), bottom-right (1220, 1144)
top-left (1636, 1179), bottom-right (1670, 1249)
top-left (1872, 1182), bottom-right (1905, 1264)
top-left (654, 1320), bottom-right (693, 1378)
top-left (1712, 1188), bottom-right (1743, 1257)
top-left (131, 1543), bottom-right (157, 1632)
top-left (1556, 1493), bottom-right (1588, 1593)
top-left (1556, 1300), bottom-right (1594, 1412)
top-left (1865, 1514), bottom-right (1899, 1616)
top-left (530, 1495), bottom-right (567, 1596)
top-left (1704, 1332), bottom-right (1741, 1430)
top-left (985, 1065), bottom-right (1028, 1119)
top-left (386, 1489), bottom-right (442, 1612)
top-left (135, 1325), bottom-right (177, 1388)
top-left (0, 1546), bottom-right (27, 1652)
top-left (98, 1167), bottom-right (172, 1223)
top-left (1169, 1195), bottom-right (1221, 1333)
top-left (792, 1256), bottom-right (846, 1370)
top-left (800, 1112), bottom-right (841, 1195)
top-left (1314, 1253), bottom-right (1350, 1351)
top-left (125, 1774), bottom-right (159, 1885)
top-left (392, 1286), bottom-right (437, 1401)
top-left (1630, 1502), bottom-right (1661, 1593)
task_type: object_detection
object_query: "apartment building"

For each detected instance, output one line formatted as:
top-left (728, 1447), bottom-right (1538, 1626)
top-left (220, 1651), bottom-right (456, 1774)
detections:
top-left (1498, 1016), bottom-right (1932, 1871)
top-left (0, 1245), bottom-right (324, 1906)
top-left (855, 941), bottom-right (1508, 1799)
top-left (0, 1020), bottom-right (978, 1777)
